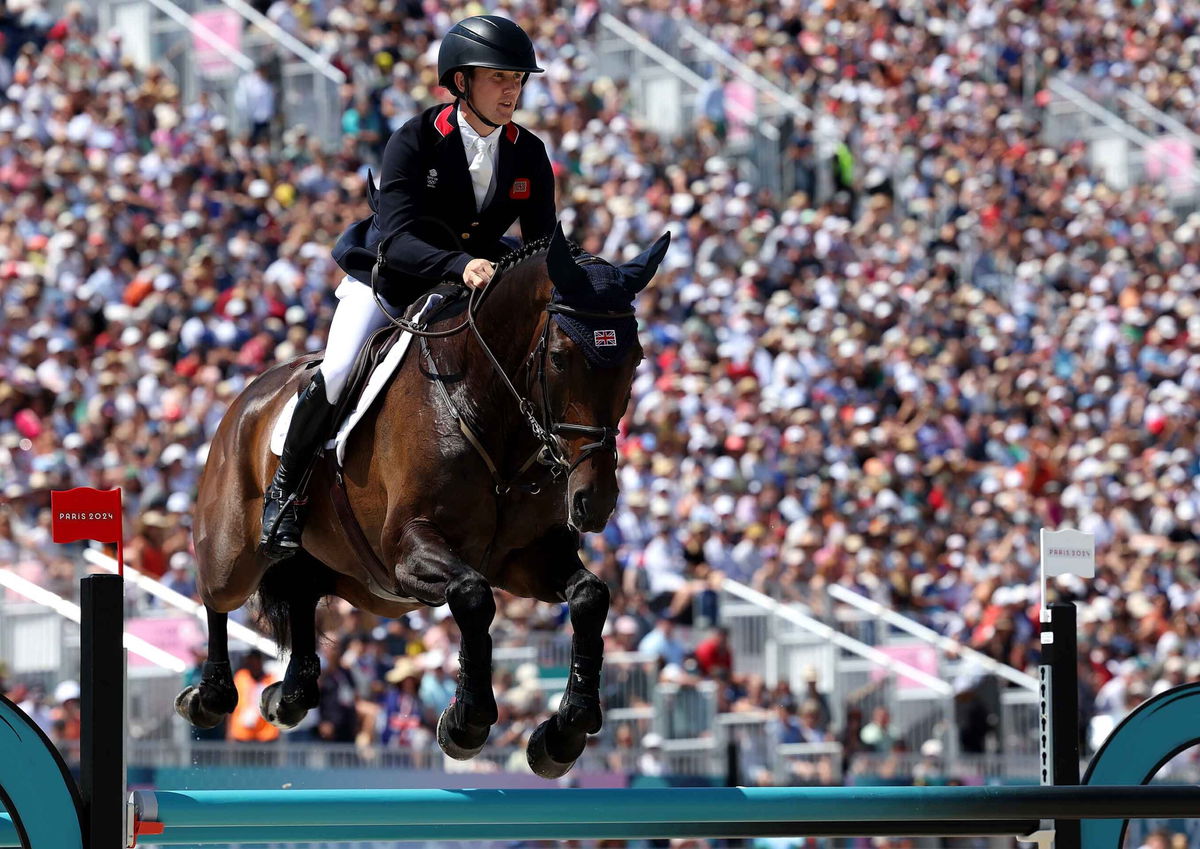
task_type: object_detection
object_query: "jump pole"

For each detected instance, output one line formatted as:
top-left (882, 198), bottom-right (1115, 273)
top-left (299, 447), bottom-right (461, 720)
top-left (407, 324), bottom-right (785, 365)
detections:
top-left (121, 785), bottom-right (1200, 845)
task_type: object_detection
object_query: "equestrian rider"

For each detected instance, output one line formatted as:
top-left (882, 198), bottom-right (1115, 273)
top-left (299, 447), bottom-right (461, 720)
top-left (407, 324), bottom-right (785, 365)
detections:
top-left (260, 15), bottom-right (558, 560)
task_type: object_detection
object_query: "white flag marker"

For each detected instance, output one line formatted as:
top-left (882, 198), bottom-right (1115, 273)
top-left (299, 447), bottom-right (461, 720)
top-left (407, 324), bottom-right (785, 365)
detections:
top-left (1039, 528), bottom-right (1095, 621)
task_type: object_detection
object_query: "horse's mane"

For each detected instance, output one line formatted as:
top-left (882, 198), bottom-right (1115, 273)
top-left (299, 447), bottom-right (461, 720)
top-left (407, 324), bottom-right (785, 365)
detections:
top-left (493, 235), bottom-right (611, 277)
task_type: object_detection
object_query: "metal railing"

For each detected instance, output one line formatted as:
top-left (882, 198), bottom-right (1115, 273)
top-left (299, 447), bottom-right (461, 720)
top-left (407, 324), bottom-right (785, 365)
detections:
top-left (0, 601), bottom-right (76, 691)
top-left (775, 741), bottom-right (843, 786)
top-left (827, 584), bottom-right (1039, 693)
top-left (84, 546), bottom-right (278, 657)
top-left (592, 13), bottom-right (795, 199)
top-left (675, 19), bottom-right (811, 122)
top-left (721, 580), bottom-right (954, 696)
top-left (719, 579), bottom-right (961, 766)
top-left (1044, 74), bottom-right (1200, 208)
top-left (0, 569), bottom-right (186, 672)
top-left (95, 0), bottom-right (345, 149)
top-left (211, 0), bottom-right (343, 86)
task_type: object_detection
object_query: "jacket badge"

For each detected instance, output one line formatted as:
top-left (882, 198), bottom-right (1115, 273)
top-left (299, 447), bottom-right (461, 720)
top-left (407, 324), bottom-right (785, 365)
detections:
top-left (426, 169), bottom-right (438, 188)
top-left (510, 178), bottom-right (530, 199)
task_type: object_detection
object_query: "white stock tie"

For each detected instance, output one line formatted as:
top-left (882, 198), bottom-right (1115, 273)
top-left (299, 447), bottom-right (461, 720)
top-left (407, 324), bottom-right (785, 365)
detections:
top-left (468, 136), bottom-right (494, 212)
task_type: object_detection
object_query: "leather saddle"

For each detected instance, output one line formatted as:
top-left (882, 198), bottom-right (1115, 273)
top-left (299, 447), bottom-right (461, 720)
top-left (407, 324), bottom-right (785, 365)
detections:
top-left (323, 282), bottom-right (470, 431)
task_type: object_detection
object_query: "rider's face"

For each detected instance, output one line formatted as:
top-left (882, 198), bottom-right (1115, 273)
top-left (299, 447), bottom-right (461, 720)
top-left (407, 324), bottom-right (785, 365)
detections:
top-left (461, 68), bottom-right (524, 126)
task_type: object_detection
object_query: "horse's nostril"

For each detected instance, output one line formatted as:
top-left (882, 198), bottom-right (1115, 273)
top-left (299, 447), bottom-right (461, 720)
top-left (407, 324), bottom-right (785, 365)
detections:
top-left (572, 491), bottom-right (589, 520)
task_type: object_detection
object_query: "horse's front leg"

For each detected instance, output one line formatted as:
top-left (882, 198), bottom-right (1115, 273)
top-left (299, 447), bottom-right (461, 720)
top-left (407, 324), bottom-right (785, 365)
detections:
top-left (395, 520), bottom-right (498, 759)
top-left (525, 547), bottom-right (609, 778)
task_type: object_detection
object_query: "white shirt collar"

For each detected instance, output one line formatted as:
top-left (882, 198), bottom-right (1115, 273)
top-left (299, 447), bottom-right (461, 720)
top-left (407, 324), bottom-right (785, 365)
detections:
top-left (456, 107), bottom-right (501, 151)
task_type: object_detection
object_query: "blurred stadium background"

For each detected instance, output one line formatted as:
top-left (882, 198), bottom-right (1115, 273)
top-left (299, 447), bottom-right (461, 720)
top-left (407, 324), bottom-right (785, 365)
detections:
top-left (2, 0), bottom-right (1200, 847)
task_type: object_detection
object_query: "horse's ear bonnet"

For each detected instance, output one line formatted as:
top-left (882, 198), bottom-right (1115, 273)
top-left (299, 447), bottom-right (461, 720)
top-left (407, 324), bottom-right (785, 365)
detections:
top-left (547, 224), bottom-right (670, 367)
top-left (617, 231), bottom-right (671, 294)
top-left (546, 223), bottom-right (591, 300)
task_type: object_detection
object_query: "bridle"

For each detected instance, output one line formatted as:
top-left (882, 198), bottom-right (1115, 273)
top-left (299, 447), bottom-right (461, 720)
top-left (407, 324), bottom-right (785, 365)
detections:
top-left (520, 298), bottom-right (634, 477)
top-left (373, 242), bottom-right (632, 495)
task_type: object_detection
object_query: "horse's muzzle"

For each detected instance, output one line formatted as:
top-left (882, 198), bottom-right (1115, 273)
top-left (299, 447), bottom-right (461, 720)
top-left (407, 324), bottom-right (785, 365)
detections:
top-left (570, 489), bottom-right (611, 534)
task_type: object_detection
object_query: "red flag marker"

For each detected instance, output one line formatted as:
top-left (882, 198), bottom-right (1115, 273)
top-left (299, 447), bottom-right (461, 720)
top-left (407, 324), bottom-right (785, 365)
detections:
top-left (51, 487), bottom-right (124, 575)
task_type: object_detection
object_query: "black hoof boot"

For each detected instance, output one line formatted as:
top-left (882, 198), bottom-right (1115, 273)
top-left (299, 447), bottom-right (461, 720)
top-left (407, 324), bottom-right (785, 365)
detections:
top-left (261, 681), bottom-right (314, 729)
top-left (175, 686), bottom-right (225, 729)
top-left (526, 715), bottom-right (586, 779)
top-left (175, 660), bottom-right (237, 729)
top-left (437, 699), bottom-right (493, 760)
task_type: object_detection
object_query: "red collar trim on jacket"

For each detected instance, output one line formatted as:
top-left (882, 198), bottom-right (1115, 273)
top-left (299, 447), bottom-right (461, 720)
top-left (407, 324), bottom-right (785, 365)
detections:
top-left (437, 104), bottom-right (520, 143)
top-left (434, 104), bottom-right (455, 137)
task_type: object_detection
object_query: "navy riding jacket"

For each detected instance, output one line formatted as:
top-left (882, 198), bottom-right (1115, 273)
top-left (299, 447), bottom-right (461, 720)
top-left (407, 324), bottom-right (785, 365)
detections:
top-left (332, 102), bottom-right (557, 303)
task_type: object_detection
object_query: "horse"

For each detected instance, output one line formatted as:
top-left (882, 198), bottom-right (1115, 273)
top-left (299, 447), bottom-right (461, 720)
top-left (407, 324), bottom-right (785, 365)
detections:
top-left (176, 223), bottom-right (670, 778)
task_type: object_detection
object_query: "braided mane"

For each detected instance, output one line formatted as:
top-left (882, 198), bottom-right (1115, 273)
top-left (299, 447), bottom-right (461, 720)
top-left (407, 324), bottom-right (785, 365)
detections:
top-left (493, 235), bottom-right (610, 275)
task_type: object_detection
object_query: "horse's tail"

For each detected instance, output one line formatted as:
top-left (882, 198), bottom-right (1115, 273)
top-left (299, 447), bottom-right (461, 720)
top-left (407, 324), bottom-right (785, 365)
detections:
top-left (255, 558), bottom-right (333, 651)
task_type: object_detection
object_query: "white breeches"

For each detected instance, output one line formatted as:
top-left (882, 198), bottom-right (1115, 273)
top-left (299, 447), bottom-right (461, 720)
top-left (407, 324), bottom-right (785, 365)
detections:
top-left (319, 276), bottom-right (406, 404)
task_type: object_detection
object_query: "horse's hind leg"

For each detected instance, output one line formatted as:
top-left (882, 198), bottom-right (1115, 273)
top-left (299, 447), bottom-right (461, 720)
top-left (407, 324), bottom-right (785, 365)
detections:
top-left (260, 554), bottom-right (325, 729)
top-left (395, 521), bottom-right (498, 759)
top-left (175, 608), bottom-right (239, 728)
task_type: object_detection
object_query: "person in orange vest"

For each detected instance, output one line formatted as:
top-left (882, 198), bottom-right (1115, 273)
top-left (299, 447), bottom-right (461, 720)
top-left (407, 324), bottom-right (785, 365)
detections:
top-left (229, 650), bottom-right (280, 743)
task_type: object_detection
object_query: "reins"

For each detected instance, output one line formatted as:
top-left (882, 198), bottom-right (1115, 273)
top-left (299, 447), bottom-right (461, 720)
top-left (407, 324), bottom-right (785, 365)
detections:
top-left (370, 234), bottom-right (630, 494)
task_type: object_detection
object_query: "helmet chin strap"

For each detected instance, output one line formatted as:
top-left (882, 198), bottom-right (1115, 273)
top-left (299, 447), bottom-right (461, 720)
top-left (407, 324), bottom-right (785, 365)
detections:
top-left (461, 96), bottom-right (504, 130)
top-left (457, 75), bottom-right (504, 130)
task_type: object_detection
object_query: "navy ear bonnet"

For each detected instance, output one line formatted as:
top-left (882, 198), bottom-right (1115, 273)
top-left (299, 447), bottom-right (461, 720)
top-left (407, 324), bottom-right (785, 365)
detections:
top-left (550, 263), bottom-right (639, 368)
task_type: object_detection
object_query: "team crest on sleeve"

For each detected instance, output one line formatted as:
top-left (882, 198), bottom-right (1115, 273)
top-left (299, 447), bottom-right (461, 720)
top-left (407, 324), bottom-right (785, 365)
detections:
top-left (594, 329), bottom-right (617, 347)
top-left (510, 178), bottom-right (530, 199)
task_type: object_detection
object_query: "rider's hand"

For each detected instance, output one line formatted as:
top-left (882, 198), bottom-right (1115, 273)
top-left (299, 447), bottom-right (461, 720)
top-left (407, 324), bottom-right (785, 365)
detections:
top-left (463, 259), bottom-right (495, 290)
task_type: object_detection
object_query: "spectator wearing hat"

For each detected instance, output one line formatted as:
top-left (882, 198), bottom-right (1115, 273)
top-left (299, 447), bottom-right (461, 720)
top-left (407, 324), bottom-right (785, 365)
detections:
top-left (162, 551), bottom-right (197, 598)
top-left (379, 656), bottom-right (432, 751)
top-left (125, 511), bottom-right (170, 579)
top-left (50, 679), bottom-right (82, 762)
top-left (638, 732), bottom-right (665, 777)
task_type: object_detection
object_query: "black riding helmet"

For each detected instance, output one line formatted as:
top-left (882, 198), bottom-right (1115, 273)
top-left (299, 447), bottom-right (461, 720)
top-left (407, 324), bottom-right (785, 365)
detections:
top-left (437, 15), bottom-right (544, 99)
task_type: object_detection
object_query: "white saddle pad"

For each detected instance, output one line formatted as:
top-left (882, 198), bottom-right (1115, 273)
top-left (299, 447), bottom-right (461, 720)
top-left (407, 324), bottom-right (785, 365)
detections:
top-left (270, 294), bottom-right (444, 466)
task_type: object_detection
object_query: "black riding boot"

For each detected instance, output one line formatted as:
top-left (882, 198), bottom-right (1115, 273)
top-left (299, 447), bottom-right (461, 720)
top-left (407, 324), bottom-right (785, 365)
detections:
top-left (259, 372), bottom-right (337, 561)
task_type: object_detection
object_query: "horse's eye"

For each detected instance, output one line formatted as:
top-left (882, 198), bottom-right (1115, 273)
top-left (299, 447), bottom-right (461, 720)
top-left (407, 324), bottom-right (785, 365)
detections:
top-left (549, 351), bottom-right (567, 371)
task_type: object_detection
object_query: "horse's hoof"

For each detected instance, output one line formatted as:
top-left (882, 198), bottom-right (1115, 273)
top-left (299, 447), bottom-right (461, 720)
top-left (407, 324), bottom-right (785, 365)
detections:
top-left (175, 686), bottom-right (225, 729)
top-left (437, 706), bottom-right (487, 760)
top-left (260, 681), bottom-right (308, 729)
top-left (526, 717), bottom-right (583, 780)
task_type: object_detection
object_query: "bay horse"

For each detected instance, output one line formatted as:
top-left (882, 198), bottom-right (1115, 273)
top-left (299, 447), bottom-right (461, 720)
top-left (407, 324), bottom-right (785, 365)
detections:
top-left (177, 224), bottom-right (670, 778)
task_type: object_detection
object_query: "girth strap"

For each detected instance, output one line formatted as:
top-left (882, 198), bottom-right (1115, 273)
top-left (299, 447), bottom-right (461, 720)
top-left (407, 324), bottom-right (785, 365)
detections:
top-left (330, 469), bottom-right (392, 581)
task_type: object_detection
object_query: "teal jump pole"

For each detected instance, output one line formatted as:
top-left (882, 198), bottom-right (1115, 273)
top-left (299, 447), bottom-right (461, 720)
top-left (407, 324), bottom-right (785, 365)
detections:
top-left (124, 819), bottom-right (1046, 846)
top-left (127, 785), bottom-right (1200, 843)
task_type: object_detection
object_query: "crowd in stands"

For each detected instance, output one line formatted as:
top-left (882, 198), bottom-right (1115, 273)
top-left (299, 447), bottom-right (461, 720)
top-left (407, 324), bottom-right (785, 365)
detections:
top-left (1, 0), bottom-right (1199, 802)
